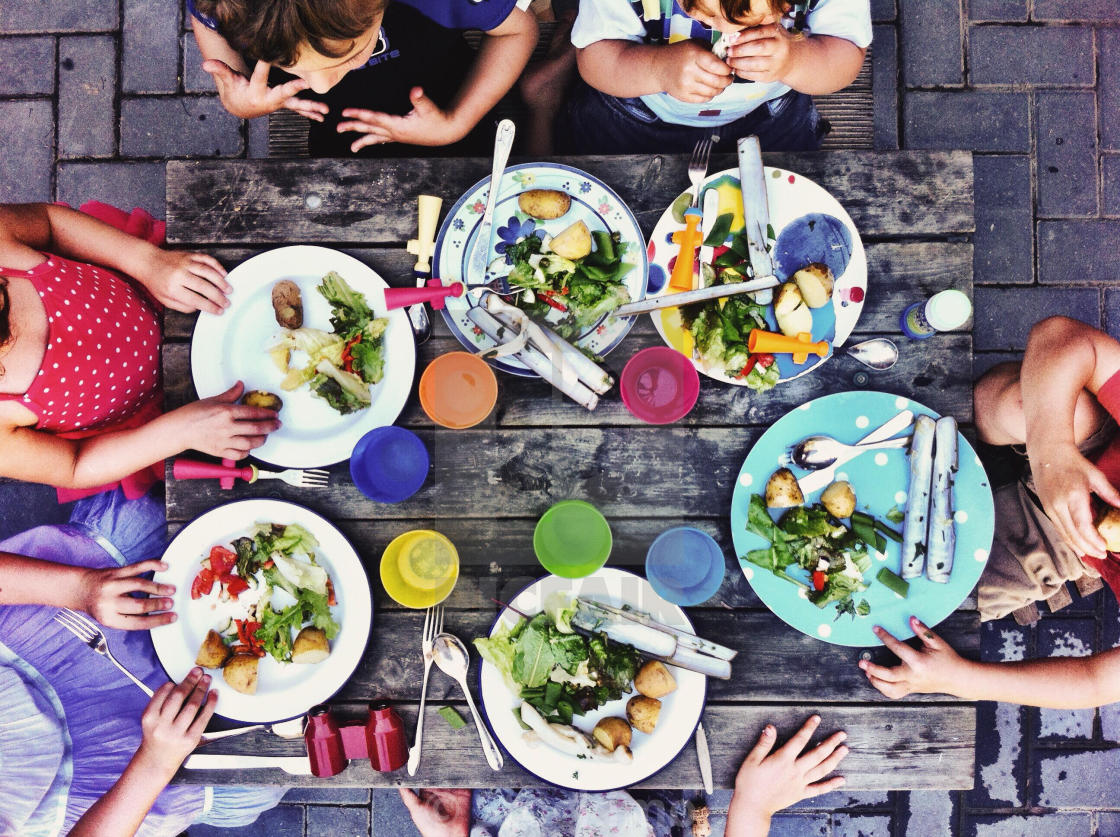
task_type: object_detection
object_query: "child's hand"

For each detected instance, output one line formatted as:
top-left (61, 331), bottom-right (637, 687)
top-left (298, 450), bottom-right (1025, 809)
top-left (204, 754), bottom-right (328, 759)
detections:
top-left (727, 716), bottom-right (847, 835)
top-left (176, 382), bottom-right (282, 460)
top-left (337, 88), bottom-right (466, 152)
top-left (79, 560), bottom-right (176, 631)
top-left (141, 248), bottom-right (232, 315)
top-left (398, 788), bottom-right (471, 837)
top-left (203, 59), bottom-right (329, 122)
top-left (1031, 443), bottom-right (1120, 559)
top-left (134, 668), bottom-right (217, 781)
top-left (859, 617), bottom-right (971, 699)
top-left (657, 41), bottom-right (733, 103)
top-left (724, 23), bottom-right (795, 83)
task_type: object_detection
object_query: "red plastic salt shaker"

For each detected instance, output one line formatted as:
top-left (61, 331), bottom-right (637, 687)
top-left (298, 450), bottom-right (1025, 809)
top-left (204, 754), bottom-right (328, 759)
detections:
top-left (366, 700), bottom-right (407, 772)
top-left (305, 705), bottom-right (347, 778)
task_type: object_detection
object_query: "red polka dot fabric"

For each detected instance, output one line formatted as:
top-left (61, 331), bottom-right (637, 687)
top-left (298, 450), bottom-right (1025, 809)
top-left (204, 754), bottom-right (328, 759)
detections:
top-left (0, 254), bottom-right (162, 432)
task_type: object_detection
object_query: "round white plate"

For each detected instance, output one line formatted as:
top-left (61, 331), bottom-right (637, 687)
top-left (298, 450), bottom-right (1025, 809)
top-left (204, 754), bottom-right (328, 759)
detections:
top-left (478, 567), bottom-right (706, 791)
top-left (646, 166), bottom-right (867, 386)
top-left (190, 245), bottom-right (416, 468)
top-left (151, 499), bottom-right (373, 723)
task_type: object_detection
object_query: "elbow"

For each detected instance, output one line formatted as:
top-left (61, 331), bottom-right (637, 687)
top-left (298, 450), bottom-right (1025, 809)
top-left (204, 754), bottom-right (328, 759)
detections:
top-left (1026, 316), bottom-right (1096, 353)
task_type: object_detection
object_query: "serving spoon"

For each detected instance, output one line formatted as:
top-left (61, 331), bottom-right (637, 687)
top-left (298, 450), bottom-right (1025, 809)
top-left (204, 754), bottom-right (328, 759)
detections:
top-left (433, 632), bottom-right (504, 770)
top-left (791, 433), bottom-right (911, 470)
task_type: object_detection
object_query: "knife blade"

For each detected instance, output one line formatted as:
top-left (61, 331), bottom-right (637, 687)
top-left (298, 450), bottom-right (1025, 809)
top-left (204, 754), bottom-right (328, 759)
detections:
top-left (697, 188), bottom-right (721, 290)
top-left (696, 723), bottom-right (713, 795)
top-left (467, 119), bottom-right (516, 284)
top-left (184, 753), bottom-right (313, 775)
top-left (797, 409), bottom-right (915, 496)
top-left (737, 136), bottom-right (775, 294)
top-left (405, 194), bottom-right (443, 342)
top-left (613, 275), bottom-right (780, 318)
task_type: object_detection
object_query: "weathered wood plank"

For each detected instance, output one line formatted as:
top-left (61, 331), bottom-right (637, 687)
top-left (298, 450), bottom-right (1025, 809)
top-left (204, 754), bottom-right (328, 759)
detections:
top-left (165, 152), bottom-right (973, 245)
top-left (175, 702), bottom-right (975, 790)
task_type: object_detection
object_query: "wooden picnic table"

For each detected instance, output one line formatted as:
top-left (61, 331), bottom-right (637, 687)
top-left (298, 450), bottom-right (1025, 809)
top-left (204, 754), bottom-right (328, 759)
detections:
top-left (163, 151), bottom-right (978, 790)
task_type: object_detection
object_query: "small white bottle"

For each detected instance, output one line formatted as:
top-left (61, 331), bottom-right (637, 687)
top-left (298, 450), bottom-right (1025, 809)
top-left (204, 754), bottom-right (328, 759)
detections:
top-left (900, 289), bottom-right (972, 340)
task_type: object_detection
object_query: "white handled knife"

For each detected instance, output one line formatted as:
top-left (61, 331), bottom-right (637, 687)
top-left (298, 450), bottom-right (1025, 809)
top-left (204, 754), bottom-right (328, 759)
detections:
top-left (184, 754), bottom-right (313, 775)
top-left (467, 120), bottom-right (516, 283)
top-left (613, 275), bottom-right (780, 318)
top-left (697, 188), bottom-right (721, 289)
top-left (696, 723), bottom-right (713, 795)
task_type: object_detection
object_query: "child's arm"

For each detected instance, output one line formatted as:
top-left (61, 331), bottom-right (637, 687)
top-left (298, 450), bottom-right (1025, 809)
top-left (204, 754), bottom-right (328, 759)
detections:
top-left (337, 8), bottom-right (538, 151)
top-left (725, 26), bottom-right (865, 94)
top-left (860, 616), bottom-right (1120, 709)
top-left (0, 381), bottom-right (281, 490)
top-left (726, 715), bottom-right (848, 837)
top-left (0, 554), bottom-right (175, 629)
top-left (576, 39), bottom-right (732, 103)
top-left (68, 669), bottom-right (216, 837)
top-left (0, 203), bottom-right (231, 314)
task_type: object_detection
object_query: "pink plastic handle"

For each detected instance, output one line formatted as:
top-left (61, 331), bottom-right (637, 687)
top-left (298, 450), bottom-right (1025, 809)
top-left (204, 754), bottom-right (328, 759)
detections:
top-left (382, 280), bottom-right (463, 311)
top-left (173, 458), bottom-right (252, 487)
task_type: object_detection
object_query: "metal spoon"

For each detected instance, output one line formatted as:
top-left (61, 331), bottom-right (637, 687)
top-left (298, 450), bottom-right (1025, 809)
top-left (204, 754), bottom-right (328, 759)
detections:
top-left (200, 716), bottom-right (305, 744)
top-left (432, 632), bottom-right (504, 770)
top-left (842, 338), bottom-right (899, 370)
top-left (791, 433), bottom-right (911, 470)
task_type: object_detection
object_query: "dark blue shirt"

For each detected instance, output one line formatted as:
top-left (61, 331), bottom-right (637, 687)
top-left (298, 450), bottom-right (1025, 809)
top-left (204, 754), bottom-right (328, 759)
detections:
top-left (187, 0), bottom-right (519, 34)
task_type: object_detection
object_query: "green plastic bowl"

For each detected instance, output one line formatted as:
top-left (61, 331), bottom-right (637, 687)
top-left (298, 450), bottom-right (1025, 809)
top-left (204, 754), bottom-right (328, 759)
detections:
top-left (533, 500), bottom-right (613, 578)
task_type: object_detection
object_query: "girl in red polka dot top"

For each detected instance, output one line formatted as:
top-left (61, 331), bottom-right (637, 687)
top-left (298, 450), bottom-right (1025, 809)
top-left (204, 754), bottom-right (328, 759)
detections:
top-left (0, 203), bottom-right (281, 496)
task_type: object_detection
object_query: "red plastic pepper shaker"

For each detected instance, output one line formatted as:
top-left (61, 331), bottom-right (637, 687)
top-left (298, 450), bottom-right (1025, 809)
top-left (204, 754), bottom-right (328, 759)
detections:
top-left (305, 706), bottom-right (347, 777)
top-left (366, 700), bottom-right (407, 772)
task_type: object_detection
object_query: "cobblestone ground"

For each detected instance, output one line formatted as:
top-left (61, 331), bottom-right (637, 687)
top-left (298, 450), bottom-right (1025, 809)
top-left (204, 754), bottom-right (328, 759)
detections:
top-left (2, 0), bottom-right (1120, 834)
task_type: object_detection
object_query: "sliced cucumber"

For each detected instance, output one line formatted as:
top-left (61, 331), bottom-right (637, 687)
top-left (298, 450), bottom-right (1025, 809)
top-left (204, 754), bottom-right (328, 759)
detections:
top-left (876, 567), bottom-right (910, 599)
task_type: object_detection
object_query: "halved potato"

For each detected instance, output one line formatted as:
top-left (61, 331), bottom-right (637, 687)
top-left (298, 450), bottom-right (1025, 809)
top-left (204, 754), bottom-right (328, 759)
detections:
top-left (195, 629), bottom-right (231, 669)
top-left (766, 467), bottom-right (805, 509)
top-left (271, 280), bottom-right (303, 328)
top-left (592, 717), bottom-right (632, 752)
top-left (549, 220), bottom-right (592, 260)
top-left (518, 189), bottom-right (571, 220)
top-left (774, 282), bottom-right (812, 337)
top-left (792, 263), bottom-right (835, 309)
top-left (241, 390), bottom-right (283, 411)
top-left (626, 696), bottom-right (661, 734)
top-left (634, 660), bottom-right (677, 698)
top-left (1097, 507), bottom-right (1120, 552)
top-left (223, 653), bottom-right (259, 695)
top-left (292, 626), bottom-right (331, 664)
top-left (821, 480), bottom-right (856, 518)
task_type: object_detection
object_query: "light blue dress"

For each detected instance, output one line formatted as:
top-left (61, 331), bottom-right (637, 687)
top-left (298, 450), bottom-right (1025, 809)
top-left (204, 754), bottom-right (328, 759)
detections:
top-left (0, 489), bottom-right (286, 836)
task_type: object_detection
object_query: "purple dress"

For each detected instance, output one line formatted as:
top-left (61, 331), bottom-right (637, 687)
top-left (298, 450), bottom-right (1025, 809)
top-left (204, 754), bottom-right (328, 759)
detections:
top-left (0, 489), bottom-right (285, 836)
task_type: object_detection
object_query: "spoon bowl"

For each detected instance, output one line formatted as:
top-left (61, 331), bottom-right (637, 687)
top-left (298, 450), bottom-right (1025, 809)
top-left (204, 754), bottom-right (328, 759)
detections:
top-left (791, 433), bottom-right (911, 470)
top-left (433, 632), bottom-right (505, 770)
top-left (843, 338), bottom-right (898, 370)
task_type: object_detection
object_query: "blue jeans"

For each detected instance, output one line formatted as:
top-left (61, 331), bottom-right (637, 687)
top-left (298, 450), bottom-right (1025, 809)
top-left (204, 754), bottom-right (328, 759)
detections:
top-left (555, 82), bottom-right (825, 154)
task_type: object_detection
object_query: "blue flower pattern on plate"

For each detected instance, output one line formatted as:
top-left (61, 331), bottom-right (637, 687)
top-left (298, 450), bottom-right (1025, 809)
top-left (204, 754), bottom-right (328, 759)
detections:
top-left (579, 181), bottom-right (592, 194)
top-left (495, 216), bottom-right (546, 263)
top-left (452, 218), bottom-right (465, 231)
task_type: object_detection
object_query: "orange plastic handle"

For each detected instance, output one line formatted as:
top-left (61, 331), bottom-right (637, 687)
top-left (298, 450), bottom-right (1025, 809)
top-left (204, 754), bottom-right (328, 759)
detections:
top-left (747, 329), bottom-right (830, 365)
top-left (669, 210), bottom-right (703, 291)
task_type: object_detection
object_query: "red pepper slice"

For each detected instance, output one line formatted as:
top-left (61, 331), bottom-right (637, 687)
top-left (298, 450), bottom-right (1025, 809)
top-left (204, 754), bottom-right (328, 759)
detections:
top-left (736, 356), bottom-right (759, 379)
top-left (538, 293), bottom-right (568, 312)
top-left (340, 334), bottom-right (362, 374)
top-left (812, 570), bottom-right (827, 592)
top-left (191, 568), bottom-right (215, 600)
top-left (209, 546), bottom-right (236, 577)
top-left (326, 578), bottom-right (337, 607)
top-left (225, 576), bottom-right (250, 598)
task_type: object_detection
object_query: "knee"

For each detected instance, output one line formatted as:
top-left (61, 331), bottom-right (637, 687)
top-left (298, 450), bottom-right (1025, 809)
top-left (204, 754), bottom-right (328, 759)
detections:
top-left (974, 361), bottom-right (1024, 445)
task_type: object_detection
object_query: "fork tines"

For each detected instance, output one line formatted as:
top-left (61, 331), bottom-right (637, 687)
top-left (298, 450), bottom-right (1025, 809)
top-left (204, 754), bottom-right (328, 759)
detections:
top-left (424, 604), bottom-right (445, 646)
top-left (53, 607), bottom-right (100, 643)
top-left (297, 468), bottom-right (330, 488)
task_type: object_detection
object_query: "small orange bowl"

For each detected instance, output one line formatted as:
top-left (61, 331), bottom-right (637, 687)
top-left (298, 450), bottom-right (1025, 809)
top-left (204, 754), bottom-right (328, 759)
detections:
top-left (419, 351), bottom-right (498, 429)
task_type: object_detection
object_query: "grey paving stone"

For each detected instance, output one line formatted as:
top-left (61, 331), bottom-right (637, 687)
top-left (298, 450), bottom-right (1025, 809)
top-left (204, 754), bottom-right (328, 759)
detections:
top-left (372, 788), bottom-right (421, 837)
top-left (1104, 290), bottom-right (1120, 344)
top-left (1103, 154), bottom-right (1120, 216)
top-left (900, 0), bottom-right (962, 86)
top-left (969, 701), bottom-right (1027, 807)
top-left (0, 481), bottom-right (72, 541)
top-left (123, 0), bottom-right (180, 94)
top-left (870, 0), bottom-right (896, 22)
top-left (1037, 619), bottom-right (1097, 739)
top-left (1101, 812), bottom-right (1120, 836)
top-left (1038, 220), bottom-right (1120, 283)
top-left (282, 786), bottom-right (371, 804)
top-left (973, 287), bottom-right (1100, 351)
top-left (969, 0), bottom-right (1028, 20)
top-left (120, 95), bottom-right (244, 157)
top-left (305, 804), bottom-right (369, 836)
top-left (58, 35), bottom-right (116, 159)
top-left (1104, 587), bottom-right (1120, 648)
top-left (56, 161), bottom-right (167, 217)
top-left (980, 619), bottom-right (1030, 663)
top-left (902, 790), bottom-right (955, 837)
top-left (183, 32), bottom-right (216, 94)
top-left (249, 115), bottom-right (270, 158)
top-left (973, 351), bottom-right (1021, 378)
top-left (1102, 702), bottom-right (1120, 744)
top-left (872, 24), bottom-right (898, 151)
top-left (973, 155), bottom-right (1033, 285)
top-left (969, 25), bottom-right (1093, 86)
top-left (0, 99), bottom-right (53, 202)
top-left (1101, 30), bottom-right (1120, 151)
top-left (965, 813), bottom-right (1093, 836)
top-left (790, 790), bottom-right (891, 811)
top-left (188, 803), bottom-right (304, 837)
top-left (833, 813), bottom-right (891, 836)
top-left (769, 813), bottom-right (829, 836)
top-left (1034, 0), bottom-right (1120, 20)
top-left (903, 92), bottom-right (1029, 152)
top-left (0, 0), bottom-right (118, 33)
top-left (1034, 748), bottom-right (1120, 807)
top-left (0, 36), bottom-right (56, 94)
top-left (1036, 91), bottom-right (1098, 218)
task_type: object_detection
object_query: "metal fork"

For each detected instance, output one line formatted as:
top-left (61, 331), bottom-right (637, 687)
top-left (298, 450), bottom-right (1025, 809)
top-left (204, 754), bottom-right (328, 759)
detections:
top-left (407, 603), bottom-right (445, 775)
top-left (254, 467), bottom-right (330, 488)
top-left (687, 135), bottom-right (718, 209)
top-left (53, 608), bottom-right (154, 697)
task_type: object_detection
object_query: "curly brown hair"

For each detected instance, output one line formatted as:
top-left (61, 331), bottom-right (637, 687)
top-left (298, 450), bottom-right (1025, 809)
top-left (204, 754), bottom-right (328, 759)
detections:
top-left (194, 0), bottom-right (387, 67)
top-left (0, 278), bottom-right (10, 377)
top-left (681, 0), bottom-right (793, 26)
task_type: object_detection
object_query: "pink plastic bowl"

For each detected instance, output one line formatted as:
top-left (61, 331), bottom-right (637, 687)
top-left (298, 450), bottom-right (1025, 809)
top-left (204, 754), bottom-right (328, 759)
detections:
top-left (619, 346), bottom-right (700, 425)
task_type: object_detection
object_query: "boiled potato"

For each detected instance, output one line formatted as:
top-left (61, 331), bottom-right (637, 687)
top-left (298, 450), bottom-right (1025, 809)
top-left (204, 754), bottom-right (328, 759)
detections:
top-left (518, 189), bottom-right (571, 220)
top-left (773, 281), bottom-right (802, 315)
top-left (626, 695), bottom-right (661, 734)
top-left (592, 717), bottom-right (632, 752)
top-left (821, 480), bottom-right (856, 518)
top-left (195, 629), bottom-right (231, 669)
top-left (271, 280), bottom-right (303, 328)
top-left (223, 653), bottom-right (259, 695)
top-left (792, 263), bottom-right (834, 309)
top-left (635, 660), bottom-right (677, 699)
top-left (774, 282), bottom-right (812, 337)
top-left (292, 626), bottom-right (331, 664)
top-left (1097, 507), bottom-right (1120, 552)
top-left (241, 390), bottom-right (283, 411)
top-left (766, 467), bottom-right (805, 509)
top-left (549, 220), bottom-right (593, 260)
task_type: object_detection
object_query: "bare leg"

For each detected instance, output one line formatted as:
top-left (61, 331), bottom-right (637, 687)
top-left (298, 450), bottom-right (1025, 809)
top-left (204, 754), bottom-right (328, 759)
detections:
top-left (518, 15), bottom-right (578, 156)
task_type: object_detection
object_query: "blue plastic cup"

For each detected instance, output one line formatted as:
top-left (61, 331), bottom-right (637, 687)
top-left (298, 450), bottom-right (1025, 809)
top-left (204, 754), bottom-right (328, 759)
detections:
top-left (644, 526), bottom-right (725, 606)
top-left (349, 426), bottom-right (429, 503)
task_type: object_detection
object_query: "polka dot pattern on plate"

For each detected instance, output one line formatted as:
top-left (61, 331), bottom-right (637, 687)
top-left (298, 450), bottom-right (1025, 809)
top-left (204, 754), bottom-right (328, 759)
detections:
top-left (955, 510), bottom-right (968, 524)
top-left (817, 624), bottom-right (832, 638)
top-left (894, 490), bottom-right (907, 504)
top-left (739, 472), bottom-right (754, 487)
top-left (835, 471), bottom-right (849, 482)
top-left (895, 396), bottom-right (910, 409)
top-left (874, 452), bottom-right (889, 466)
top-left (975, 548), bottom-right (988, 562)
top-left (855, 415), bottom-right (869, 429)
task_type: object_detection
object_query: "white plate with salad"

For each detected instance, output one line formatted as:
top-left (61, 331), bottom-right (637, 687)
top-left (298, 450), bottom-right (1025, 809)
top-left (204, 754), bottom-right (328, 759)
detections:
top-left (730, 391), bottom-right (993, 647)
top-left (646, 167), bottom-right (866, 391)
top-left (434, 163), bottom-right (648, 377)
top-left (191, 245), bottom-right (416, 468)
top-left (475, 567), bottom-right (706, 791)
top-left (151, 499), bottom-right (373, 722)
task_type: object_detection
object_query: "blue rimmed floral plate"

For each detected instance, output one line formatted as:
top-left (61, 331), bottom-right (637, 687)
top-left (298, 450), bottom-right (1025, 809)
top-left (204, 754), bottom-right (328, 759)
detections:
top-left (434, 163), bottom-right (649, 377)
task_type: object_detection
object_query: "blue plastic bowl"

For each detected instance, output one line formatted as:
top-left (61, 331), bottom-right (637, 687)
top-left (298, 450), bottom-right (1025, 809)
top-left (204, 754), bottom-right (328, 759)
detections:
top-left (644, 526), bottom-right (726, 607)
top-left (349, 426), bottom-right (429, 503)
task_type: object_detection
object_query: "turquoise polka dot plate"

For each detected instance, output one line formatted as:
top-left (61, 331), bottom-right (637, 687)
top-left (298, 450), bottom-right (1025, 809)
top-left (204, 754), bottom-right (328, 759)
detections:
top-left (729, 391), bottom-right (994, 647)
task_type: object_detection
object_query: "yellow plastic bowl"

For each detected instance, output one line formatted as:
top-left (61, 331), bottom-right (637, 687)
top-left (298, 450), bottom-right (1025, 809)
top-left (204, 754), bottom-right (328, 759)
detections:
top-left (380, 530), bottom-right (460, 609)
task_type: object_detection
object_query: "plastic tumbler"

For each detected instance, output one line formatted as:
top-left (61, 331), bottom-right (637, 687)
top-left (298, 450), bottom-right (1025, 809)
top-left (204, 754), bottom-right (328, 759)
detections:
top-left (644, 526), bottom-right (725, 606)
top-left (620, 347), bottom-right (700, 424)
top-left (419, 351), bottom-right (498, 429)
top-left (349, 426), bottom-right (429, 503)
top-left (379, 529), bottom-right (460, 608)
top-left (533, 500), bottom-right (613, 578)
